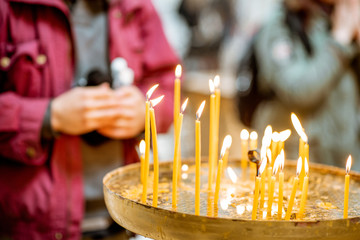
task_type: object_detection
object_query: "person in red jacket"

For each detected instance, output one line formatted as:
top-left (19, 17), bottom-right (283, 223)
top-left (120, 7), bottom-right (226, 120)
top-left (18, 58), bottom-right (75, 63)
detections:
top-left (0, 0), bottom-right (179, 239)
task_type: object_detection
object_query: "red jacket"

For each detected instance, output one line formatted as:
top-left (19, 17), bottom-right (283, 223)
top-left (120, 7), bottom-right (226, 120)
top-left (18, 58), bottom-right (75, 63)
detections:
top-left (0, 0), bottom-right (179, 239)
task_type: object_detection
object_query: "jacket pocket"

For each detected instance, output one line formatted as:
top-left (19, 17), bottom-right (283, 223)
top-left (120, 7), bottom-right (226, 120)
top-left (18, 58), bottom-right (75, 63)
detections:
top-left (0, 39), bottom-right (47, 97)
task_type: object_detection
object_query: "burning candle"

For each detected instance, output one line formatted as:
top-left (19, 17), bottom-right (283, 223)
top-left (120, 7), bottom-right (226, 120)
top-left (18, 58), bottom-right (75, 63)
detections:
top-left (208, 79), bottom-right (216, 190)
top-left (266, 148), bottom-right (273, 195)
top-left (298, 158), bottom-right (309, 218)
top-left (172, 98), bottom-right (188, 209)
top-left (249, 131), bottom-right (258, 178)
top-left (253, 158), bottom-right (267, 220)
top-left (259, 146), bottom-right (267, 213)
top-left (240, 129), bottom-right (249, 179)
top-left (139, 140), bottom-right (145, 184)
top-left (267, 155), bottom-right (280, 219)
top-left (285, 157), bottom-right (302, 220)
top-left (222, 135), bottom-right (232, 173)
top-left (142, 84), bottom-right (159, 204)
top-left (174, 65), bottom-right (181, 136)
top-left (150, 95), bottom-right (164, 207)
top-left (291, 113), bottom-right (309, 190)
top-left (214, 75), bottom-right (221, 174)
top-left (344, 155), bottom-right (352, 218)
top-left (195, 100), bottom-right (205, 215)
top-left (278, 149), bottom-right (285, 220)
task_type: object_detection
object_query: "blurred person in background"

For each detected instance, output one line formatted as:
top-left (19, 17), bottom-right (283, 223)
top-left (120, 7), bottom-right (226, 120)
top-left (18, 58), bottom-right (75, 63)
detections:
top-left (0, 0), bottom-right (179, 239)
top-left (245, 0), bottom-right (360, 169)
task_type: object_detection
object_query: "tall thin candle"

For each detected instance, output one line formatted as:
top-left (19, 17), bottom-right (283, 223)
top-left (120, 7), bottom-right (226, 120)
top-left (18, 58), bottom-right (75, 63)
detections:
top-left (344, 155), bottom-right (352, 218)
top-left (214, 158), bottom-right (224, 214)
top-left (253, 159), bottom-right (267, 220)
top-left (222, 135), bottom-right (232, 173)
top-left (278, 150), bottom-right (285, 220)
top-left (267, 155), bottom-right (280, 219)
top-left (150, 96), bottom-right (164, 207)
top-left (298, 158), bottom-right (309, 218)
top-left (174, 65), bottom-right (181, 137)
top-left (139, 140), bottom-right (145, 184)
top-left (172, 98), bottom-right (188, 209)
top-left (195, 101), bottom-right (205, 215)
top-left (240, 129), bottom-right (249, 179)
top-left (214, 75), bottom-right (221, 175)
top-left (208, 80), bottom-right (216, 190)
top-left (142, 84), bottom-right (159, 204)
top-left (285, 157), bottom-right (302, 220)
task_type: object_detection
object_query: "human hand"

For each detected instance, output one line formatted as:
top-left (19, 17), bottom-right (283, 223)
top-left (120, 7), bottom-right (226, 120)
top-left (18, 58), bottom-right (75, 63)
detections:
top-left (332, 0), bottom-right (360, 45)
top-left (97, 85), bottom-right (146, 139)
top-left (51, 83), bottom-right (121, 135)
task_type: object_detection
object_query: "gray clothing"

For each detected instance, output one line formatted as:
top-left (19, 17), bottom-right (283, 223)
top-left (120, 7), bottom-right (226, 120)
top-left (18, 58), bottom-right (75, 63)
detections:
top-left (253, 7), bottom-right (360, 170)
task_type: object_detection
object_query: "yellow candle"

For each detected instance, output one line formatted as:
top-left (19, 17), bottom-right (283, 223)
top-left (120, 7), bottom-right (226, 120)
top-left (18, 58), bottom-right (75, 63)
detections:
top-left (149, 96), bottom-right (164, 207)
top-left (271, 132), bottom-right (280, 167)
top-left (141, 100), bottom-right (151, 204)
top-left (277, 150), bottom-right (285, 220)
top-left (214, 75), bottom-right (221, 176)
top-left (298, 158), bottom-right (309, 218)
top-left (249, 131), bottom-right (258, 178)
top-left (240, 129), bottom-right (249, 179)
top-left (252, 176), bottom-right (260, 220)
top-left (142, 84), bottom-right (159, 204)
top-left (285, 157), bottom-right (302, 220)
top-left (174, 65), bottom-right (181, 137)
top-left (208, 80), bottom-right (216, 190)
top-left (139, 140), bottom-right (145, 184)
top-left (344, 155), bottom-right (352, 218)
top-left (195, 101), bottom-right (205, 215)
top-left (254, 159), bottom-right (267, 220)
top-left (260, 168), bottom-right (266, 211)
top-left (172, 98), bottom-right (188, 209)
top-left (214, 159), bottom-right (223, 213)
top-left (267, 156), bottom-right (280, 219)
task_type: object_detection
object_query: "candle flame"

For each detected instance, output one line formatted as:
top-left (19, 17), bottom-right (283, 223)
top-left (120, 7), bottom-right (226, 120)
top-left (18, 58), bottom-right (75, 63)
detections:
top-left (272, 131), bottom-right (280, 142)
top-left (196, 100), bottom-right (206, 120)
top-left (291, 113), bottom-right (308, 143)
top-left (267, 149), bottom-right (272, 164)
top-left (259, 159), bottom-right (267, 176)
top-left (304, 158), bottom-right (309, 175)
top-left (139, 140), bottom-right (145, 156)
top-left (296, 157), bottom-right (303, 176)
top-left (150, 95), bottom-right (164, 107)
top-left (180, 98), bottom-right (189, 113)
top-left (146, 84), bottom-right (159, 100)
top-left (227, 167), bottom-right (238, 183)
top-left (175, 64), bottom-right (182, 78)
top-left (240, 129), bottom-right (249, 140)
top-left (273, 154), bottom-right (281, 175)
top-left (346, 155), bottom-right (352, 174)
top-left (262, 125), bottom-right (272, 148)
top-left (221, 135), bottom-right (232, 159)
top-left (250, 131), bottom-right (258, 141)
top-left (225, 135), bottom-right (233, 149)
top-left (279, 129), bottom-right (291, 142)
top-left (214, 75), bottom-right (220, 88)
top-left (209, 79), bottom-right (215, 94)
top-left (279, 149), bottom-right (285, 171)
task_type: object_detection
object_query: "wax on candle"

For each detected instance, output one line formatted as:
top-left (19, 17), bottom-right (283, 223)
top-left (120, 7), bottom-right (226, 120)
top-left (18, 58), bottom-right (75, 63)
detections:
top-left (195, 101), bottom-right (205, 215)
top-left (254, 158), bottom-right (267, 220)
top-left (174, 65), bottom-right (181, 135)
top-left (240, 129), bottom-right (249, 179)
top-left (285, 157), bottom-right (302, 220)
top-left (141, 84), bottom-right (158, 204)
top-left (150, 96), bottom-right (164, 207)
top-left (298, 158), bottom-right (309, 218)
top-left (208, 79), bottom-right (216, 190)
top-left (278, 150), bottom-right (285, 220)
top-left (172, 98), bottom-right (188, 209)
top-left (344, 155), bottom-right (352, 218)
top-left (214, 159), bottom-right (224, 213)
top-left (139, 140), bottom-right (145, 184)
top-left (267, 155), bottom-right (280, 218)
